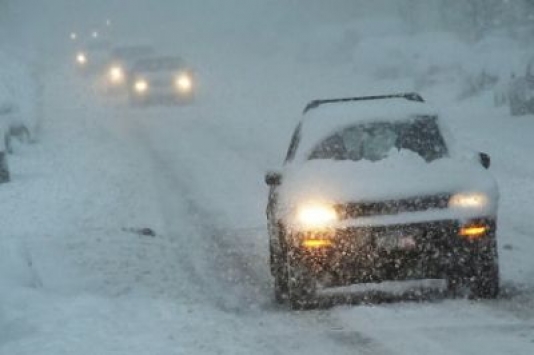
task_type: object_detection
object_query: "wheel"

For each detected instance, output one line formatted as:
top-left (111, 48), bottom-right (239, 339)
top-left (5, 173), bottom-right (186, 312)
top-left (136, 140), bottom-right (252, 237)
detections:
top-left (274, 266), bottom-right (288, 304)
top-left (469, 254), bottom-right (500, 299)
top-left (509, 86), bottom-right (529, 116)
top-left (509, 98), bottom-right (524, 116)
top-left (287, 255), bottom-right (316, 310)
top-left (510, 105), bottom-right (525, 116)
top-left (271, 247), bottom-right (288, 304)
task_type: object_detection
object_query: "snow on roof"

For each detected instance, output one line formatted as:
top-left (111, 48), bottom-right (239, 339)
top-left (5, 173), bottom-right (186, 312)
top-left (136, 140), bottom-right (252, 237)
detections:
top-left (295, 97), bottom-right (439, 162)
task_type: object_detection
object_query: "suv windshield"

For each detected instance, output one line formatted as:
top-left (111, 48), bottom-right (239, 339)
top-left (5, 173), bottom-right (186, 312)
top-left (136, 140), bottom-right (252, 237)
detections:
top-left (309, 116), bottom-right (448, 163)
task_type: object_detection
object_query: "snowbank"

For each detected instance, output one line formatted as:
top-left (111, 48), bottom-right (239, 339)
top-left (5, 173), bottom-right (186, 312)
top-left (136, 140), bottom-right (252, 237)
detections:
top-left (0, 51), bottom-right (39, 138)
top-left (0, 51), bottom-right (40, 292)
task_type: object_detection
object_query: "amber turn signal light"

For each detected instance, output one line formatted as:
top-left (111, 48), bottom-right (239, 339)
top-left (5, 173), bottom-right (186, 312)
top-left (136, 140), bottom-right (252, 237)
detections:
top-left (302, 239), bottom-right (333, 249)
top-left (459, 225), bottom-right (488, 240)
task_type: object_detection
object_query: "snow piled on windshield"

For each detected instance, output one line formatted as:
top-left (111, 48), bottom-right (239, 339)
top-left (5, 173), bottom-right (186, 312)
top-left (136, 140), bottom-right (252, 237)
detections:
top-left (296, 99), bottom-right (438, 162)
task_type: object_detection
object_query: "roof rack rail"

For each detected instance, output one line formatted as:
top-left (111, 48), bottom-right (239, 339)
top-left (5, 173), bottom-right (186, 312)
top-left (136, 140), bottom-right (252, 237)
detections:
top-left (303, 92), bottom-right (425, 114)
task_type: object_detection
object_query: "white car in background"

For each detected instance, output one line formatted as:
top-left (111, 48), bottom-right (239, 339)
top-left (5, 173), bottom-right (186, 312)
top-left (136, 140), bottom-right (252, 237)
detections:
top-left (128, 56), bottom-right (196, 106)
top-left (265, 93), bottom-right (500, 309)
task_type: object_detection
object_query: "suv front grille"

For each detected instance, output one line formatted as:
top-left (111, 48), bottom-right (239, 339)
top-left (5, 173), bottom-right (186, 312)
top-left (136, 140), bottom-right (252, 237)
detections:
top-left (336, 194), bottom-right (451, 219)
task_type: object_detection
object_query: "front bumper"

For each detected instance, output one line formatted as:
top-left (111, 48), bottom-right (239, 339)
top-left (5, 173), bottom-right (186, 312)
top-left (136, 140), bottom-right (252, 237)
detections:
top-left (288, 218), bottom-right (497, 287)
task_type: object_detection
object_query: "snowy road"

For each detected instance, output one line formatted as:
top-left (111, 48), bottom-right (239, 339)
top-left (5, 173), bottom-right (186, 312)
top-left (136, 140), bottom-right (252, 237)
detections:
top-left (2, 47), bottom-right (534, 354)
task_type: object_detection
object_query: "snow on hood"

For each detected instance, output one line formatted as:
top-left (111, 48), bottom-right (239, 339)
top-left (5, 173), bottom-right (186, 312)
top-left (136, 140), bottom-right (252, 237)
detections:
top-left (278, 151), bottom-right (498, 217)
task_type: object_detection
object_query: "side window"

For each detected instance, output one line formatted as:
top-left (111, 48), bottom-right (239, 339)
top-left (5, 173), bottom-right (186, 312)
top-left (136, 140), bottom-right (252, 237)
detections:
top-left (284, 123), bottom-right (302, 163)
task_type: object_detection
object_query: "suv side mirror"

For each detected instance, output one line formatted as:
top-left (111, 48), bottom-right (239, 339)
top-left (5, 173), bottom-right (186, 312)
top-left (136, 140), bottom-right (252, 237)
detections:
top-left (265, 171), bottom-right (282, 186)
top-left (479, 152), bottom-right (491, 169)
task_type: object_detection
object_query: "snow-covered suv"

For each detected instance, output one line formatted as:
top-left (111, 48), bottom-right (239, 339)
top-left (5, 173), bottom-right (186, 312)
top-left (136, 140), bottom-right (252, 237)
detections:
top-left (265, 93), bottom-right (500, 309)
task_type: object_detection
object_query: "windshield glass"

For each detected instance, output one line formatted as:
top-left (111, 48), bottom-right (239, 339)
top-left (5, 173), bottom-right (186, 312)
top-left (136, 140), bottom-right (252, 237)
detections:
top-left (309, 116), bottom-right (447, 162)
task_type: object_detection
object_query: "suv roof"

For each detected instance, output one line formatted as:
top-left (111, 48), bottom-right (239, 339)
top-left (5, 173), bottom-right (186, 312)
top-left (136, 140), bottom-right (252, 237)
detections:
top-left (303, 92), bottom-right (425, 114)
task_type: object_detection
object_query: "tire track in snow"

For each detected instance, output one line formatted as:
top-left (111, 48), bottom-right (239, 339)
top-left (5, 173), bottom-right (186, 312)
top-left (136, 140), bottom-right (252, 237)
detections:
top-left (123, 111), bottom-right (396, 355)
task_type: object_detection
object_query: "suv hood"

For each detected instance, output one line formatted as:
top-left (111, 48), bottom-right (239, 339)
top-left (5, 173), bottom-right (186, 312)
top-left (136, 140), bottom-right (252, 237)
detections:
top-left (278, 154), bottom-right (498, 218)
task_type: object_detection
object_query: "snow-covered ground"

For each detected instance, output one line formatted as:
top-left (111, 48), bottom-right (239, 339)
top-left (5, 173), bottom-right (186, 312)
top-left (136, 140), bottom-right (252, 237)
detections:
top-left (1, 3), bottom-right (534, 354)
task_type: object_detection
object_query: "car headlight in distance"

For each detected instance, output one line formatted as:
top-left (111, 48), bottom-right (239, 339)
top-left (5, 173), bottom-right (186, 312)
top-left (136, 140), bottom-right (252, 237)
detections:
top-left (134, 80), bottom-right (148, 94)
top-left (296, 202), bottom-right (338, 229)
top-left (76, 52), bottom-right (87, 65)
top-left (449, 193), bottom-right (489, 209)
top-left (175, 73), bottom-right (193, 93)
top-left (70, 32), bottom-right (77, 40)
top-left (109, 66), bottom-right (125, 84)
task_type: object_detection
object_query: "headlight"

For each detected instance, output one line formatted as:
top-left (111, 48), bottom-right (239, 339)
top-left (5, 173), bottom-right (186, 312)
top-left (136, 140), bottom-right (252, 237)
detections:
top-left (134, 80), bottom-right (149, 94)
top-left (449, 193), bottom-right (489, 209)
top-left (175, 73), bottom-right (193, 93)
top-left (76, 53), bottom-right (87, 65)
top-left (70, 32), bottom-right (77, 40)
top-left (109, 66), bottom-right (125, 83)
top-left (296, 203), bottom-right (338, 229)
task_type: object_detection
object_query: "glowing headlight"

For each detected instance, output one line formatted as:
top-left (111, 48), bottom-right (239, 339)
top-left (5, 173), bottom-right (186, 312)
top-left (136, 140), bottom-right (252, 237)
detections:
top-left (296, 203), bottom-right (338, 229)
top-left (449, 193), bottom-right (489, 209)
top-left (175, 73), bottom-right (193, 93)
top-left (70, 32), bottom-right (77, 40)
top-left (76, 53), bottom-right (87, 65)
top-left (134, 80), bottom-right (149, 94)
top-left (109, 66), bottom-right (125, 83)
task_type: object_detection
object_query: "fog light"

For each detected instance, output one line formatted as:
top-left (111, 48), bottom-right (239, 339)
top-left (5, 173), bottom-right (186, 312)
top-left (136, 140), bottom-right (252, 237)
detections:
top-left (302, 239), bottom-right (333, 249)
top-left (134, 80), bottom-right (148, 94)
top-left (175, 73), bottom-right (193, 93)
top-left (76, 53), bottom-right (87, 65)
top-left (109, 66), bottom-right (125, 83)
top-left (459, 225), bottom-right (489, 240)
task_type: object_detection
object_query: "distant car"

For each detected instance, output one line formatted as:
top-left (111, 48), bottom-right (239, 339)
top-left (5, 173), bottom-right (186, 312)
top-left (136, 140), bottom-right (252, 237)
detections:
top-left (128, 56), bottom-right (195, 106)
top-left (265, 93), bottom-right (500, 309)
top-left (101, 45), bottom-right (155, 93)
top-left (74, 38), bottom-right (113, 75)
top-left (508, 58), bottom-right (534, 116)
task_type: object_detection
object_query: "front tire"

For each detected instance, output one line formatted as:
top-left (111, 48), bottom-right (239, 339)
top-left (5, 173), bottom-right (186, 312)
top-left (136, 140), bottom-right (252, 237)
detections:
top-left (469, 256), bottom-right (499, 299)
top-left (510, 99), bottom-right (526, 116)
top-left (447, 246), bottom-right (500, 299)
top-left (274, 267), bottom-right (288, 304)
top-left (271, 247), bottom-right (288, 304)
top-left (287, 255), bottom-right (316, 310)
